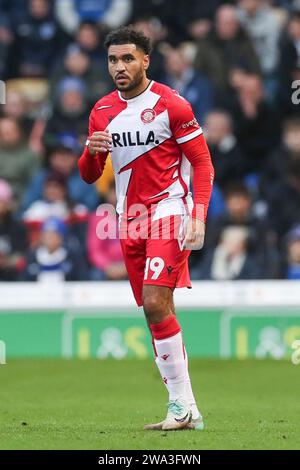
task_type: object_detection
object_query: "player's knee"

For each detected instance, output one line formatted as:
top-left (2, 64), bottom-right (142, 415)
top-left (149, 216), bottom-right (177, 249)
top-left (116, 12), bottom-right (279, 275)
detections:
top-left (143, 295), bottom-right (161, 314)
top-left (143, 293), bottom-right (167, 324)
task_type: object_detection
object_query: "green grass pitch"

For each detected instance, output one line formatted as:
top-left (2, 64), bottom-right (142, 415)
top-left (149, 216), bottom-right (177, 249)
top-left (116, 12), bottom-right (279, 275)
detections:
top-left (0, 358), bottom-right (299, 450)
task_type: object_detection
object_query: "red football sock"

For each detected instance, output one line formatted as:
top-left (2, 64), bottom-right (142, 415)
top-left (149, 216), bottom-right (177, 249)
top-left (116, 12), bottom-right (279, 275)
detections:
top-left (150, 315), bottom-right (181, 340)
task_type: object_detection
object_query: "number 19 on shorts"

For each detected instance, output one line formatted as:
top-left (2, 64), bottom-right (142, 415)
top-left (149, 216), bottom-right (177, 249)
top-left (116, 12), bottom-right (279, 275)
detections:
top-left (144, 257), bottom-right (165, 280)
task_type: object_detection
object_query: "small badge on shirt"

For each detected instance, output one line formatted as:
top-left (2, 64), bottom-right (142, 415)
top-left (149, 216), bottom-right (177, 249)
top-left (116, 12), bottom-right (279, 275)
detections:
top-left (141, 108), bottom-right (156, 124)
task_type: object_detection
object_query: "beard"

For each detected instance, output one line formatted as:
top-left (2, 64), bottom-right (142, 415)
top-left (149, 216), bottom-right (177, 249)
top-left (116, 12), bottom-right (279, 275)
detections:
top-left (114, 68), bottom-right (144, 92)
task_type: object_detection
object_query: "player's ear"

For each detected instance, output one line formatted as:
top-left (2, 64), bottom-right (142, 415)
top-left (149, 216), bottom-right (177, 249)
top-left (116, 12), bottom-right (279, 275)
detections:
top-left (143, 54), bottom-right (150, 71)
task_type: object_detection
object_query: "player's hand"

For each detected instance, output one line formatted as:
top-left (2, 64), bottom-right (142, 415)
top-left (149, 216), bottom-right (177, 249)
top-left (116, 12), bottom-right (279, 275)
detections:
top-left (105, 263), bottom-right (127, 280)
top-left (87, 130), bottom-right (112, 155)
top-left (183, 217), bottom-right (205, 250)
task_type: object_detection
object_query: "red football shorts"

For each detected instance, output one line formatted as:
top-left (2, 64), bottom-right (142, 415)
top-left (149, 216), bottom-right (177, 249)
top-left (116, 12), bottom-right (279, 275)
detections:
top-left (119, 214), bottom-right (191, 306)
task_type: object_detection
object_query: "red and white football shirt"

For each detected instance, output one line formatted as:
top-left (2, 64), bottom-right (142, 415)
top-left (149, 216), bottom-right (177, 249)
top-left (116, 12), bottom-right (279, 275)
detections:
top-left (78, 80), bottom-right (214, 223)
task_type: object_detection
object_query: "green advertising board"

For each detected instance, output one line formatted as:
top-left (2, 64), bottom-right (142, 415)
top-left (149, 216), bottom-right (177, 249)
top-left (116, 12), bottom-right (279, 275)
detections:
top-left (1, 307), bottom-right (300, 360)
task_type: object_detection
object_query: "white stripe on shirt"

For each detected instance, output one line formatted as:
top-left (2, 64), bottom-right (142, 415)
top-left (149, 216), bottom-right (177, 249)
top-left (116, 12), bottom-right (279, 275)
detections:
top-left (176, 127), bottom-right (203, 145)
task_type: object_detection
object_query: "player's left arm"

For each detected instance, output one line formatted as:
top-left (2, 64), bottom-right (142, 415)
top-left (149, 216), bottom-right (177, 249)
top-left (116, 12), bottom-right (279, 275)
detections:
top-left (169, 96), bottom-right (215, 249)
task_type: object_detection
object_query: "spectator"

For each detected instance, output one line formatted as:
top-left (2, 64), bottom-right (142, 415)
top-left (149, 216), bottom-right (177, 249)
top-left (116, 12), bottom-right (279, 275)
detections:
top-left (204, 110), bottom-right (247, 188)
top-left (261, 117), bottom-right (300, 198)
top-left (193, 4), bottom-right (261, 90)
top-left (0, 88), bottom-right (48, 154)
top-left (162, 46), bottom-right (214, 120)
top-left (221, 73), bottom-right (280, 172)
top-left (133, 16), bottom-right (167, 82)
top-left (1, 89), bottom-right (34, 134)
top-left (23, 143), bottom-right (99, 212)
top-left (44, 77), bottom-right (90, 149)
top-left (87, 181), bottom-right (127, 280)
top-left (50, 44), bottom-right (111, 105)
top-left (55, 0), bottom-right (132, 35)
top-left (283, 224), bottom-right (300, 279)
top-left (74, 20), bottom-right (106, 64)
top-left (22, 216), bottom-right (88, 281)
top-left (22, 172), bottom-right (88, 224)
top-left (0, 179), bottom-right (27, 280)
top-left (0, 116), bottom-right (39, 206)
top-left (192, 225), bottom-right (262, 280)
top-left (237, 0), bottom-right (282, 78)
top-left (131, 0), bottom-right (233, 44)
top-left (187, 1), bottom-right (231, 41)
top-left (205, 182), bottom-right (280, 277)
top-left (12, 0), bottom-right (66, 77)
top-left (267, 159), bottom-right (300, 238)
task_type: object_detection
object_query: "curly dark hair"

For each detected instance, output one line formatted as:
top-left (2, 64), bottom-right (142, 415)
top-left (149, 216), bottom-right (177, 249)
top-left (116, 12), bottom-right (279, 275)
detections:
top-left (104, 26), bottom-right (152, 55)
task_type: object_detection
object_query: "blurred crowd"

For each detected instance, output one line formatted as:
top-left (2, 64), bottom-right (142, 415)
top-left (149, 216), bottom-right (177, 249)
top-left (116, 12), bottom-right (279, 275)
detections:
top-left (1, 0), bottom-right (300, 282)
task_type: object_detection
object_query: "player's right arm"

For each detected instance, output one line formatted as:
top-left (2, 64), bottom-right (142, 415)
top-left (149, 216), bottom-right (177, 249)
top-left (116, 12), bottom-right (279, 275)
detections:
top-left (78, 108), bottom-right (112, 184)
